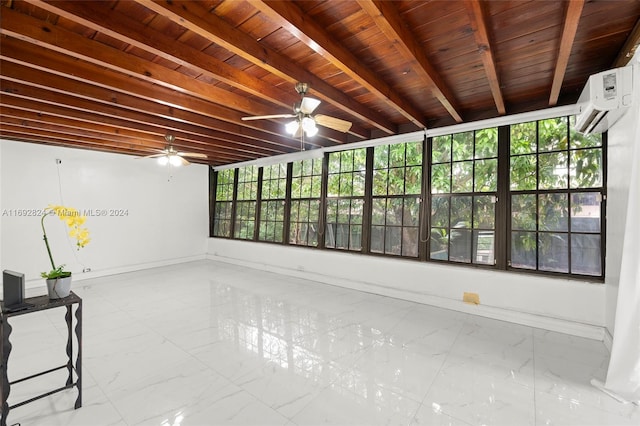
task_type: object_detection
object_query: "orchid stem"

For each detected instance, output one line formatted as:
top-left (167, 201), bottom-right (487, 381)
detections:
top-left (41, 211), bottom-right (57, 272)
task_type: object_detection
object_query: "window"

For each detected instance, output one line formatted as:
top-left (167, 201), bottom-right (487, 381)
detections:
top-left (290, 158), bottom-right (322, 247)
top-left (371, 142), bottom-right (422, 257)
top-left (430, 128), bottom-right (498, 265)
top-left (509, 117), bottom-right (604, 276)
top-left (259, 164), bottom-right (287, 243)
top-left (325, 149), bottom-right (366, 251)
top-left (234, 165), bottom-right (258, 240)
top-left (211, 114), bottom-right (605, 280)
top-left (213, 168), bottom-right (234, 237)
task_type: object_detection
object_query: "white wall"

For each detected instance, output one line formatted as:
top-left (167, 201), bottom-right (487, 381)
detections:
top-left (208, 238), bottom-right (605, 340)
top-left (604, 58), bottom-right (640, 344)
top-left (0, 140), bottom-right (209, 287)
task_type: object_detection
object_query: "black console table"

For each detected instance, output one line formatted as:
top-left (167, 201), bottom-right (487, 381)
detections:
top-left (1, 292), bottom-right (82, 426)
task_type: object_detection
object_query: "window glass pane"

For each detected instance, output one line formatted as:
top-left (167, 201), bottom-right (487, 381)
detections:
top-left (451, 196), bottom-right (472, 228)
top-left (430, 228), bottom-right (448, 260)
top-left (511, 194), bottom-right (536, 231)
top-left (431, 163), bottom-right (451, 193)
top-left (571, 149), bottom-right (602, 188)
top-left (404, 197), bottom-right (420, 227)
top-left (475, 128), bottom-right (498, 158)
top-left (539, 193), bottom-right (568, 232)
top-left (538, 117), bottom-right (568, 152)
top-left (351, 199), bottom-right (364, 224)
top-left (432, 135), bottom-right (451, 163)
top-left (386, 198), bottom-right (403, 226)
top-left (386, 168), bottom-right (404, 196)
top-left (511, 231), bottom-right (536, 269)
top-left (431, 196), bottom-right (449, 228)
top-left (385, 227), bottom-right (402, 255)
top-left (539, 152), bottom-right (568, 189)
top-left (473, 231), bottom-right (494, 265)
top-left (450, 229), bottom-right (471, 263)
top-left (389, 143), bottom-right (406, 168)
top-left (340, 150), bottom-right (353, 172)
top-left (308, 200), bottom-right (320, 221)
top-left (452, 131), bottom-right (474, 161)
top-left (474, 196), bottom-right (495, 229)
top-left (402, 228), bottom-right (419, 257)
top-left (371, 226), bottom-right (384, 253)
top-left (311, 175), bottom-right (321, 198)
top-left (474, 159), bottom-right (497, 192)
top-left (372, 198), bottom-right (386, 226)
top-left (452, 161), bottom-right (473, 193)
top-left (350, 225), bottom-right (363, 250)
top-left (571, 192), bottom-right (601, 232)
top-left (571, 234), bottom-right (601, 276)
top-left (353, 148), bottom-right (367, 171)
top-left (372, 169), bottom-right (388, 196)
top-left (406, 141), bottom-right (423, 166)
top-left (353, 171), bottom-right (366, 196)
top-left (539, 233), bottom-right (569, 273)
top-left (374, 145), bottom-right (389, 169)
top-left (510, 121), bottom-right (536, 155)
top-left (405, 166), bottom-right (422, 195)
top-left (510, 155), bottom-right (537, 190)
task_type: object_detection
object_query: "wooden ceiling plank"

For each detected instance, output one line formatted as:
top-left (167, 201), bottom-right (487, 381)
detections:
top-left (0, 102), bottom-right (270, 158)
top-left (0, 77), bottom-right (298, 156)
top-left (464, 0), bottom-right (506, 115)
top-left (549, 0), bottom-right (585, 106)
top-left (0, 36), bottom-right (339, 148)
top-left (134, 0), bottom-right (392, 136)
top-left (253, 0), bottom-right (429, 128)
top-left (613, 17), bottom-right (640, 67)
top-left (356, 0), bottom-right (463, 123)
top-left (28, 0), bottom-right (297, 111)
top-left (0, 7), bottom-right (277, 117)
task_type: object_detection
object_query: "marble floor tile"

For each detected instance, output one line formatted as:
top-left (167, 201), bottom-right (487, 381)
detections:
top-left (4, 260), bottom-right (625, 426)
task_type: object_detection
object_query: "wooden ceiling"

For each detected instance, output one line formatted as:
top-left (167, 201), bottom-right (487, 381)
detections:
top-left (1, 0), bottom-right (639, 166)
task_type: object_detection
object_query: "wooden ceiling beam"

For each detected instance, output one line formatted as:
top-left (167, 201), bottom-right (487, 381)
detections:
top-left (549, 0), bottom-right (585, 106)
top-left (254, 0), bottom-right (429, 128)
top-left (613, 17), bottom-right (640, 67)
top-left (135, 0), bottom-right (393, 136)
top-left (27, 0), bottom-right (297, 111)
top-left (0, 103), bottom-right (270, 159)
top-left (464, 0), bottom-right (505, 115)
top-left (356, 0), bottom-right (463, 123)
top-left (0, 37), bottom-right (338, 148)
top-left (0, 7), bottom-right (276, 117)
top-left (0, 79), bottom-right (288, 156)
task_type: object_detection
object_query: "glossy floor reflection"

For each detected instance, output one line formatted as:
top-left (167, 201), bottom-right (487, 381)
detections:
top-left (5, 260), bottom-right (638, 425)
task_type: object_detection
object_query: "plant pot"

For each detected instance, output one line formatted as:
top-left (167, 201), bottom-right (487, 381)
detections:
top-left (46, 276), bottom-right (72, 299)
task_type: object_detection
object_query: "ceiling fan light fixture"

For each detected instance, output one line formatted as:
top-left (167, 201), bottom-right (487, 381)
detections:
top-left (285, 120), bottom-right (300, 135)
top-left (305, 124), bottom-right (319, 137)
top-left (168, 154), bottom-right (183, 167)
top-left (157, 156), bottom-right (169, 166)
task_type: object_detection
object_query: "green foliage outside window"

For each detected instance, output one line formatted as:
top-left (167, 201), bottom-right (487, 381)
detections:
top-left (290, 158), bottom-right (322, 247)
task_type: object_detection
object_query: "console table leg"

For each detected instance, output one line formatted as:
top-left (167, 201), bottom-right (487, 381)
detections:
top-left (65, 306), bottom-right (73, 387)
top-left (74, 301), bottom-right (82, 409)
top-left (1, 319), bottom-right (13, 426)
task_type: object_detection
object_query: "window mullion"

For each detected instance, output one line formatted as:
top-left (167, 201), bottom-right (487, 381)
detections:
top-left (496, 125), bottom-right (510, 269)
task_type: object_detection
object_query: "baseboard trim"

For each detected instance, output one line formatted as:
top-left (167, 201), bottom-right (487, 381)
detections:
top-left (207, 253), bottom-right (605, 341)
top-left (25, 254), bottom-right (207, 291)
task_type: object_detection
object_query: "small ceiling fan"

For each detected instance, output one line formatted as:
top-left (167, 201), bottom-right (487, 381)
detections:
top-left (241, 83), bottom-right (352, 138)
top-left (140, 134), bottom-right (207, 166)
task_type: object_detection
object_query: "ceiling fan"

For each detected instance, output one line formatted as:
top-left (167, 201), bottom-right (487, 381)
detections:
top-left (140, 134), bottom-right (207, 166)
top-left (241, 83), bottom-right (352, 138)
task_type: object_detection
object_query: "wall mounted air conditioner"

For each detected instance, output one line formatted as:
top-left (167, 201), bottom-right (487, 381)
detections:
top-left (575, 66), bottom-right (634, 134)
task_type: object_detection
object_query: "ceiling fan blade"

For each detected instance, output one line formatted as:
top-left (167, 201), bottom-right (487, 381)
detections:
top-left (178, 152), bottom-right (208, 159)
top-left (314, 114), bottom-right (353, 133)
top-left (175, 156), bottom-right (191, 166)
top-left (137, 152), bottom-right (168, 159)
top-left (242, 114), bottom-right (296, 121)
top-left (300, 96), bottom-right (321, 114)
